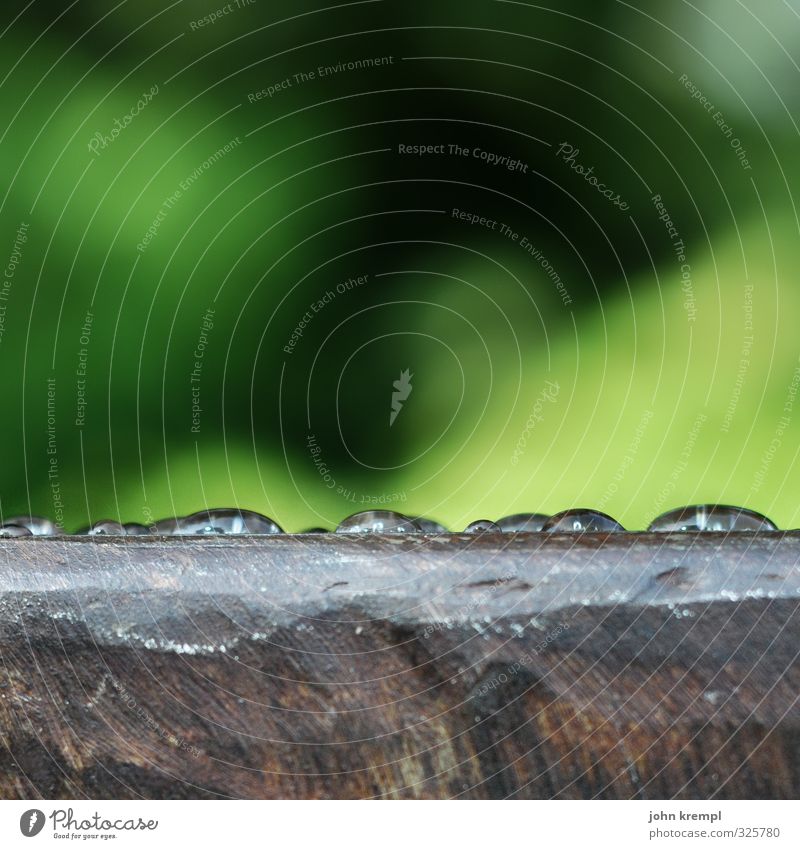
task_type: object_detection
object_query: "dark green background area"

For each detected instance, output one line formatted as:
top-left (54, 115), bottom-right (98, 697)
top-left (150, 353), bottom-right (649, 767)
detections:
top-left (0, 0), bottom-right (797, 531)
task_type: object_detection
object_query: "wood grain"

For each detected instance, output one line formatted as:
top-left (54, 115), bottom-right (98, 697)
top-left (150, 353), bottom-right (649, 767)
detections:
top-left (0, 532), bottom-right (798, 799)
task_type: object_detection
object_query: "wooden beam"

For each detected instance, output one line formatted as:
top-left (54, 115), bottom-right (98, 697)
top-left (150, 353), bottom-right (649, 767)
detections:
top-left (1, 533), bottom-right (798, 798)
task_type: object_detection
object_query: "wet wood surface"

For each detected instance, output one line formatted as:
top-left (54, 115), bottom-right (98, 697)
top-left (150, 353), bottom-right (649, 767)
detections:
top-left (1, 532), bottom-right (799, 799)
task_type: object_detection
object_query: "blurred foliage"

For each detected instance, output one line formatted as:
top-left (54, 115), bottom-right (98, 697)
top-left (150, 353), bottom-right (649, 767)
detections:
top-left (0, 0), bottom-right (798, 530)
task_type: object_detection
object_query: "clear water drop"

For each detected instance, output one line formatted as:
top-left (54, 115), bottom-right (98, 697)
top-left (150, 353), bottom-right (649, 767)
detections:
top-left (335, 511), bottom-right (419, 533)
top-left (176, 509), bottom-right (283, 535)
top-left (151, 517), bottom-right (181, 535)
top-left (4, 515), bottom-right (60, 535)
top-left (497, 513), bottom-right (548, 532)
top-left (0, 525), bottom-right (33, 537)
top-left (543, 509), bottom-right (625, 532)
top-left (648, 504), bottom-right (777, 532)
top-left (79, 520), bottom-right (126, 535)
top-left (123, 523), bottom-right (152, 535)
top-left (464, 520), bottom-right (502, 533)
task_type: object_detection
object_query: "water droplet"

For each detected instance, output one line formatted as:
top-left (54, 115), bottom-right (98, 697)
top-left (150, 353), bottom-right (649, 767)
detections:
top-left (79, 521), bottom-right (127, 535)
top-left (464, 520), bottom-right (502, 533)
top-left (335, 510), bottom-right (419, 533)
top-left (151, 517), bottom-right (181, 534)
top-left (4, 515), bottom-right (60, 535)
top-left (497, 513), bottom-right (548, 532)
top-left (176, 509), bottom-right (283, 535)
top-left (543, 509), bottom-right (625, 532)
top-left (123, 523), bottom-right (152, 535)
top-left (411, 517), bottom-right (449, 533)
top-left (0, 525), bottom-right (33, 537)
top-left (648, 505), bottom-right (777, 532)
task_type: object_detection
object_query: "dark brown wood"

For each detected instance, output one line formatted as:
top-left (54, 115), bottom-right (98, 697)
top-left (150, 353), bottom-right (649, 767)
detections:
top-left (1, 532), bottom-right (799, 799)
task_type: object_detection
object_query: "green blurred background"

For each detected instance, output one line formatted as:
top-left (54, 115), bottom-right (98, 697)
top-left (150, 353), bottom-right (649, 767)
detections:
top-left (0, 0), bottom-right (798, 531)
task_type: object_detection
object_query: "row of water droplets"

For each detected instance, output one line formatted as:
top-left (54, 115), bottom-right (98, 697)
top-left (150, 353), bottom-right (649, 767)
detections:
top-left (0, 505), bottom-right (779, 536)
